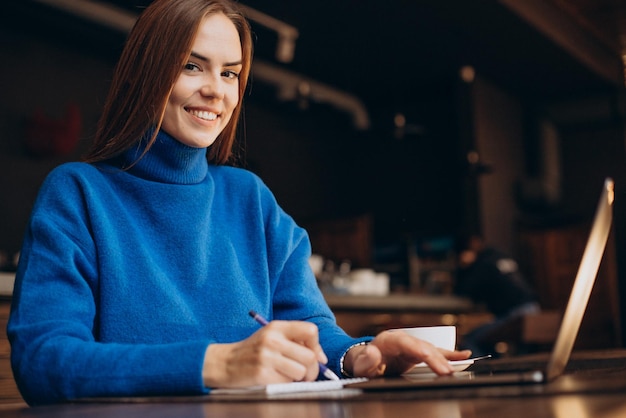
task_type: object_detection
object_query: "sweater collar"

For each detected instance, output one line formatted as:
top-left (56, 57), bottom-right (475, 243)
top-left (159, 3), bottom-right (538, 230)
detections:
top-left (122, 130), bottom-right (209, 184)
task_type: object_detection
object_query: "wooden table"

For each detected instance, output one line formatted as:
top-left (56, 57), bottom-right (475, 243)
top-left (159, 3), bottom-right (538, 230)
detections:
top-left (2, 350), bottom-right (626, 418)
top-left (0, 395), bottom-right (625, 418)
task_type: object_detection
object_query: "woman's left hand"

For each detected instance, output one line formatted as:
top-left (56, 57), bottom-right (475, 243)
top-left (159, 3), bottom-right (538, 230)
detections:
top-left (344, 330), bottom-right (472, 378)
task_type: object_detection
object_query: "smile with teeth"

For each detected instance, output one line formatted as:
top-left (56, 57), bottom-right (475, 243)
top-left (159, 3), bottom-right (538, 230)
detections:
top-left (187, 108), bottom-right (218, 121)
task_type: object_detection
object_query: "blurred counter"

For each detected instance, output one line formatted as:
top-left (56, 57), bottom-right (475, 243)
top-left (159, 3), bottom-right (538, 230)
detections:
top-left (324, 293), bottom-right (474, 313)
top-left (0, 274), bottom-right (21, 404)
top-left (0, 272), bottom-right (15, 298)
top-left (324, 292), bottom-right (493, 339)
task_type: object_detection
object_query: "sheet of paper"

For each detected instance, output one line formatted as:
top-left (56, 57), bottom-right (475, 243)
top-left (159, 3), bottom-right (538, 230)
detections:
top-left (211, 378), bottom-right (368, 395)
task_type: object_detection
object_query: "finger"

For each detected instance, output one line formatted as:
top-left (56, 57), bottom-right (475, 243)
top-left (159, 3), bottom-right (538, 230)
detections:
top-left (268, 349), bottom-right (312, 382)
top-left (314, 346), bottom-right (329, 365)
top-left (418, 346), bottom-right (455, 375)
top-left (393, 336), bottom-right (453, 374)
top-left (374, 331), bottom-right (455, 375)
top-left (258, 321), bottom-right (324, 381)
top-left (272, 320), bottom-right (328, 364)
top-left (210, 340), bottom-right (295, 387)
top-left (275, 339), bottom-right (323, 381)
top-left (439, 348), bottom-right (473, 361)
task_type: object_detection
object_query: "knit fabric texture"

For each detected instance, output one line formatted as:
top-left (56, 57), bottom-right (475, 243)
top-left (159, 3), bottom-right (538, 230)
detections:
top-left (8, 130), bottom-right (369, 405)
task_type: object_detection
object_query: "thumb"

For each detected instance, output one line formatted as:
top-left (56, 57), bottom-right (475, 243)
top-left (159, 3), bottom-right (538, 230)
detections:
top-left (314, 345), bottom-right (329, 364)
top-left (352, 344), bottom-right (386, 377)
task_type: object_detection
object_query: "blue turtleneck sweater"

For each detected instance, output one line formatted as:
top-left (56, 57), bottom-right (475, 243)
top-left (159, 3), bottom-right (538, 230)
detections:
top-left (8, 131), bottom-right (367, 405)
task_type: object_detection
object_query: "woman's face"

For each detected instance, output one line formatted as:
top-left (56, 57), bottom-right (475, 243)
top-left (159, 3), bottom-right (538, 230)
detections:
top-left (162, 13), bottom-right (243, 148)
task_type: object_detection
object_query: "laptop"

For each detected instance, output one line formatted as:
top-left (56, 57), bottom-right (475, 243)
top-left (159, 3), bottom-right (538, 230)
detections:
top-left (348, 177), bottom-right (615, 391)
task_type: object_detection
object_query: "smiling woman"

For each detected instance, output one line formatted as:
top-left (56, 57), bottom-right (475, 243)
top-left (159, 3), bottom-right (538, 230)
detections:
top-left (6, 0), bottom-right (470, 407)
top-left (81, 0), bottom-right (253, 165)
top-left (161, 13), bottom-right (243, 149)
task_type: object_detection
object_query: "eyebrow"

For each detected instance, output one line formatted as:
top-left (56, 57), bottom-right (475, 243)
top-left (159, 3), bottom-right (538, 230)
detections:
top-left (190, 51), bottom-right (242, 67)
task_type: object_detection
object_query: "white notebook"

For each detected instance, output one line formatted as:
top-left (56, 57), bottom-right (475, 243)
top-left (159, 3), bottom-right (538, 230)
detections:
top-left (211, 377), bottom-right (368, 395)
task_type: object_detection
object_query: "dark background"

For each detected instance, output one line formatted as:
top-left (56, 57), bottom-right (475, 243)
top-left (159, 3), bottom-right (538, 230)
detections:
top-left (1, 1), bottom-right (625, 336)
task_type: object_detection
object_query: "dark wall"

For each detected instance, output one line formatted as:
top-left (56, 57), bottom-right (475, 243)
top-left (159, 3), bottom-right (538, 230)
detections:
top-left (243, 83), bottom-right (467, 242)
top-left (0, 21), bottom-right (111, 253)
top-left (0, 11), bottom-right (465, 255)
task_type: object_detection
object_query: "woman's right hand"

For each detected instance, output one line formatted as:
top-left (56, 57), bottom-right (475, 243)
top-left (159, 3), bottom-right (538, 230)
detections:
top-left (201, 320), bottom-right (328, 388)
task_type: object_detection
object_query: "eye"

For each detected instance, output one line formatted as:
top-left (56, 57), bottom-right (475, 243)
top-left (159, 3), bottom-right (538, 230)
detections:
top-left (222, 70), bottom-right (240, 80)
top-left (183, 62), bottom-right (201, 72)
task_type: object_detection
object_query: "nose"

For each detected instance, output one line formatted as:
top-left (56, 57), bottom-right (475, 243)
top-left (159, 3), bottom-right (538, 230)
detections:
top-left (200, 72), bottom-right (225, 99)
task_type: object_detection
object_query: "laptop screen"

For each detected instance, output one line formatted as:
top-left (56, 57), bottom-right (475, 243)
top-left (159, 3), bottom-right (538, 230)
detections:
top-left (545, 178), bottom-right (614, 381)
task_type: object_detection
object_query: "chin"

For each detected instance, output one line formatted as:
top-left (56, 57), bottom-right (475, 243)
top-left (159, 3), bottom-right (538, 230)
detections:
top-left (180, 136), bottom-right (218, 149)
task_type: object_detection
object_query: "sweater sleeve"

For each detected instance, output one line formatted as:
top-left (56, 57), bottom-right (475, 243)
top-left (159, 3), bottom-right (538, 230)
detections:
top-left (7, 166), bottom-right (210, 405)
top-left (256, 181), bottom-right (372, 375)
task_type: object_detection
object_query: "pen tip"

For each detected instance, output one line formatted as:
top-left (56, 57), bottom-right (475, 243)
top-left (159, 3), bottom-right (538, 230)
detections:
top-left (248, 310), bottom-right (256, 318)
top-left (325, 369), bottom-right (341, 381)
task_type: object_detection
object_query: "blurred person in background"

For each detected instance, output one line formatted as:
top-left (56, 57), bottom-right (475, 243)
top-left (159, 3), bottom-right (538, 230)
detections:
top-left (455, 235), bottom-right (540, 356)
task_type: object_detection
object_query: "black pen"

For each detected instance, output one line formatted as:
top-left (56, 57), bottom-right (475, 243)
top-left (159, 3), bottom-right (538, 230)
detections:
top-left (248, 310), bottom-right (340, 381)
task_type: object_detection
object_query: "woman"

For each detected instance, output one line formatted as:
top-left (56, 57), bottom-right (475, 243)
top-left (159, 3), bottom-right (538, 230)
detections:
top-left (8, 0), bottom-right (469, 405)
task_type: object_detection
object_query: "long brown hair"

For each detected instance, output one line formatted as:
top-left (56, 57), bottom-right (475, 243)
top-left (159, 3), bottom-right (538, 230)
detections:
top-left (83, 0), bottom-right (252, 165)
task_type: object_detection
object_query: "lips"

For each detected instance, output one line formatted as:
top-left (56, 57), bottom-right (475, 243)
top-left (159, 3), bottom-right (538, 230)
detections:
top-left (186, 108), bottom-right (218, 121)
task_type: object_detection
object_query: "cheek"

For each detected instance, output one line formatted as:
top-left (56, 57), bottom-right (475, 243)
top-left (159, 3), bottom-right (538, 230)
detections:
top-left (168, 77), bottom-right (195, 106)
top-left (162, 98), bottom-right (180, 127)
top-left (167, 86), bottom-right (187, 108)
top-left (163, 81), bottom-right (194, 122)
top-left (225, 87), bottom-right (240, 111)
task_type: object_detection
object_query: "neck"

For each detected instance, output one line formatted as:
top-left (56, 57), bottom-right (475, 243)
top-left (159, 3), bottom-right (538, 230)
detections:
top-left (120, 130), bottom-right (209, 184)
